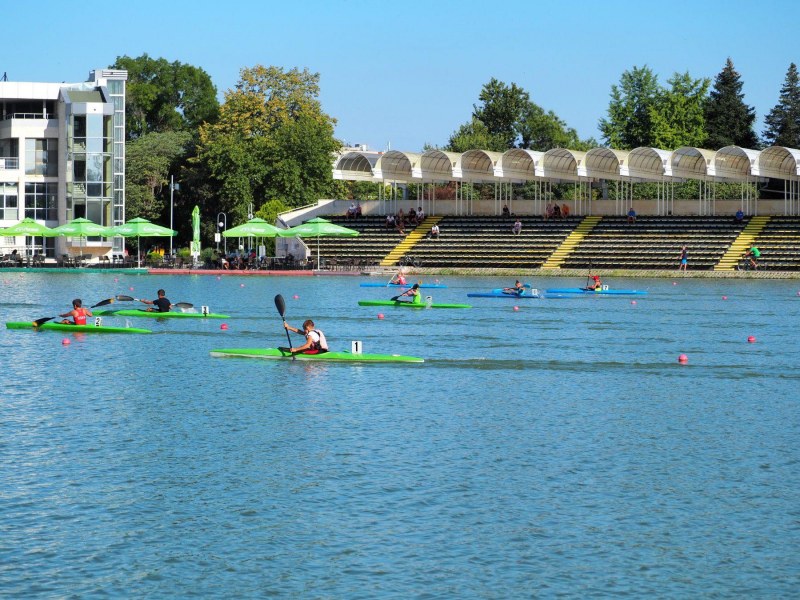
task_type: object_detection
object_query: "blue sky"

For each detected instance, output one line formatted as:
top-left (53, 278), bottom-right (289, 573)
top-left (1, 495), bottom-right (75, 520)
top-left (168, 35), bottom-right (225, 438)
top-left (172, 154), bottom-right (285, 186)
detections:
top-left (5, 0), bottom-right (798, 152)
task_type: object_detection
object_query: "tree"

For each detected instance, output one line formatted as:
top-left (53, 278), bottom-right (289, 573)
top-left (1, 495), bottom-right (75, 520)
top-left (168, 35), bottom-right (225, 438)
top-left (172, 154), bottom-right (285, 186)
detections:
top-left (704, 58), bottom-right (758, 149)
top-left (125, 130), bottom-right (192, 221)
top-left (193, 65), bottom-right (340, 224)
top-left (473, 79), bottom-right (530, 148)
top-left (519, 103), bottom-right (595, 151)
top-left (447, 118), bottom-right (506, 152)
top-left (111, 54), bottom-right (219, 139)
top-left (599, 65), bottom-right (662, 149)
top-left (650, 71), bottom-right (710, 149)
top-left (762, 63), bottom-right (800, 148)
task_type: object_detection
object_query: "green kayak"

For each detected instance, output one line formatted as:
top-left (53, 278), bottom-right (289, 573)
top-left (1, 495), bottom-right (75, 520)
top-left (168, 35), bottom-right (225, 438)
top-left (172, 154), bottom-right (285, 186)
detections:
top-left (210, 348), bottom-right (424, 363)
top-left (358, 299), bottom-right (471, 309)
top-left (6, 321), bottom-right (151, 334)
top-left (94, 309), bottom-right (230, 319)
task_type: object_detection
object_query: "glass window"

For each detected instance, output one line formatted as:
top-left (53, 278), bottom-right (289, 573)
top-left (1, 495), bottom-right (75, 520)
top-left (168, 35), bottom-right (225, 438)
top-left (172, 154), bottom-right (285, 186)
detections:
top-left (25, 138), bottom-right (58, 176)
top-left (24, 182), bottom-right (57, 220)
top-left (0, 183), bottom-right (18, 220)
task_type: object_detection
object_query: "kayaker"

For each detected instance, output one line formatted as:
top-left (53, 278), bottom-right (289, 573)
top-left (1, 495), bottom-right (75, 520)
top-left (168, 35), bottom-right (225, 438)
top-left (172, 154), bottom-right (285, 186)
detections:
top-left (390, 270), bottom-right (407, 286)
top-left (396, 283), bottom-right (422, 304)
top-left (60, 298), bottom-right (92, 325)
top-left (502, 280), bottom-right (525, 295)
top-left (140, 289), bottom-right (173, 312)
top-left (283, 319), bottom-right (329, 354)
top-left (584, 275), bottom-right (602, 291)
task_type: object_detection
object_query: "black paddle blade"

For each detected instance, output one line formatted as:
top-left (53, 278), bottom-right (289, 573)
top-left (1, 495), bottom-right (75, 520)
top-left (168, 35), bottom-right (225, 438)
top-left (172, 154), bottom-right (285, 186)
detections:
top-left (91, 298), bottom-right (114, 308)
top-left (391, 295), bottom-right (400, 301)
top-left (115, 295), bottom-right (135, 302)
top-left (274, 294), bottom-right (286, 317)
top-left (33, 317), bottom-right (55, 327)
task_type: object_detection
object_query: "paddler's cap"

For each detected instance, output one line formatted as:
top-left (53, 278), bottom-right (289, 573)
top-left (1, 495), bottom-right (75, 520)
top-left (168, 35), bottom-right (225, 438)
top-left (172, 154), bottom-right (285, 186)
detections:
top-left (412, 283), bottom-right (419, 289)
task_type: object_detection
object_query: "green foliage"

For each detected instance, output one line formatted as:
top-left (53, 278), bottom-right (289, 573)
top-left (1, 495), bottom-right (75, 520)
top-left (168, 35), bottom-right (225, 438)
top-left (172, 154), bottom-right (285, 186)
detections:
top-left (650, 72), bottom-right (710, 149)
top-left (473, 79), bottom-right (530, 148)
top-left (603, 179), bottom-right (757, 200)
top-left (762, 63), bottom-right (800, 148)
top-left (177, 247), bottom-right (192, 259)
top-left (704, 58), bottom-right (759, 149)
top-left (111, 53), bottom-right (219, 139)
top-left (199, 247), bottom-right (218, 264)
top-left (125, 130), bottom-right (192, 221)
top-left (194, 65), bottom-right (340, 224)
top-left (599, 66), bottom-right (662, 149)
top-left (447, 118), bottom-right (506, 152)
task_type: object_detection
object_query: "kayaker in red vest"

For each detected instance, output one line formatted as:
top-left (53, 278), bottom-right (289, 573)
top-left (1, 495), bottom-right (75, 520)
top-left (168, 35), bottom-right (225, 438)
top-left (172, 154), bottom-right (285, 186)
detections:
top-left (390, 270), bottom-right (407, 286)
top-left (584, 275), bottom-right (602, 291)
top-left (60, 299), bottom-right (92, 324)
top-left (283, 319), bottom-right (329, 354)
top-left (140, 289), bottom-right (173, 312)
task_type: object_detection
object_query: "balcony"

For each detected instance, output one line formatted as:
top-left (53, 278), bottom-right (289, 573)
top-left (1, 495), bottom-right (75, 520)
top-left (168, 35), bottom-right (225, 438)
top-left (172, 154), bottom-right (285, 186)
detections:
top-left (0, 157), bottom-right (19, 170)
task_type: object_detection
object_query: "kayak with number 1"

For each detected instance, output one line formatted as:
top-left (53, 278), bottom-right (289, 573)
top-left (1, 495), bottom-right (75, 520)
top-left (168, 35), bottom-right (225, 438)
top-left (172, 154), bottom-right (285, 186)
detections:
top-left (545, 288), bottom-right (648, 296)
top-left (6, 321), bottom-right (152, 334)
top-left (210, 348), bottom-right (424, 363)
top-left (94, 309), bottom-right (230, 319)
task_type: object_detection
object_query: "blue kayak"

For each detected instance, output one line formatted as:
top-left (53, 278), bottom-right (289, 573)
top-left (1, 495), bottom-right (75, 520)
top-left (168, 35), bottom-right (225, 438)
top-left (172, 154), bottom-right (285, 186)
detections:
top-left (545, 288), bottom-right (648, 296)
top-left (468, 287), bottom-right (541, 298)
top-left (360, 282), bottom-right (447, 288)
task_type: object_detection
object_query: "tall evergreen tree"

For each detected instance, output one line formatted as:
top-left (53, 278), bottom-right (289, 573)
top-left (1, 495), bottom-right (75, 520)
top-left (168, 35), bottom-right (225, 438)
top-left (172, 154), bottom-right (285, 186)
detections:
top-left (762, 63), bottom-right (800, 148)
top-left (704, 58), bottom-right (758, 149)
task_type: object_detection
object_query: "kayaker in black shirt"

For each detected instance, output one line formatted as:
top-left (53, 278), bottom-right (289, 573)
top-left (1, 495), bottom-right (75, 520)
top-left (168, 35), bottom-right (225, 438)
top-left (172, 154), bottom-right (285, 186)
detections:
top-left (140, 289), bottom-right (173, 312)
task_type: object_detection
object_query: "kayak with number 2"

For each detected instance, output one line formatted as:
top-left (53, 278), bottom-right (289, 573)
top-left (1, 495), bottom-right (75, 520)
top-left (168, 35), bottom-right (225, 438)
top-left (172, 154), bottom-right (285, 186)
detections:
top-left (357, 299), bottom-right (471, 309)
top-left (94, 309), bottom-right (230, 318)
top-left (210, 348), bottom-right (424, 363)
top-left (6, 321), bottom-right (152, 334)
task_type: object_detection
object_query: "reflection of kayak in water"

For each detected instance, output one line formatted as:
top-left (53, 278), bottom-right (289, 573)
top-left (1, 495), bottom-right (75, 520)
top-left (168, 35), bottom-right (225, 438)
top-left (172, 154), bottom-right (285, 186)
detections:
top-left (210, 347), bottom-right (424, 363)
top-left (6, 321), bottom-right (151, 334)
top-left (357, 300), bottom-right (471, 309)
top-left (544, 288), bottom-right (648, 296)
top-left (94, 309), bottom-right (230, 318)
top-left (359, 282), bottom-right (447, 288)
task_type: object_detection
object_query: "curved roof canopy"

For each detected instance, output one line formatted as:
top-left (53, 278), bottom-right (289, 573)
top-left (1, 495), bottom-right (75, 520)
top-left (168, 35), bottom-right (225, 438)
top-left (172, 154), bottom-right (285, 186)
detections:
top-left (333, 144), bottom-right (800, 185)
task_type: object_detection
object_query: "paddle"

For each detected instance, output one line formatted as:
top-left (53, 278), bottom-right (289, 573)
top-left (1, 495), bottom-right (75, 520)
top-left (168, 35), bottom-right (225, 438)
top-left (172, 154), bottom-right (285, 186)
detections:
top-left (90, 297), bottom-right (116, 308)
top-left (274, 294), bottom-right (295, 360)
top-left (114, 295), bottom-right (193, 309)
top-left (35, 296), bottom-right (116, 326)
top-left (32, 316), bottom-right (56, 327)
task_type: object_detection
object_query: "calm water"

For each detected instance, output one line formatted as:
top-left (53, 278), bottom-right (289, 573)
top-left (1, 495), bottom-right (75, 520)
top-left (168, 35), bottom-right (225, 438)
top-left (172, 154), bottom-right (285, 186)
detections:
top-left (1, 271), bottom-right (799, 598)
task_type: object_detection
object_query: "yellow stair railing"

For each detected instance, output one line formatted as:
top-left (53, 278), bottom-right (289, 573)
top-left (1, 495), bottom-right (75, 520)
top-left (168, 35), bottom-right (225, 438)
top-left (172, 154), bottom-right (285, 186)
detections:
top-left (714, 216), bottom-right (770, 271)
top-left (379, 216), bottom-right (442, 267)
top-left (540, 216), bottom-right (602, 269)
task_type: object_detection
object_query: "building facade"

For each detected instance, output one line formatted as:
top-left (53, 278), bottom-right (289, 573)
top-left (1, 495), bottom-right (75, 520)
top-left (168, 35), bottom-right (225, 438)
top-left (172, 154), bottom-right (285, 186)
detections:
top-left (0, 69), bottom-right (127, 259)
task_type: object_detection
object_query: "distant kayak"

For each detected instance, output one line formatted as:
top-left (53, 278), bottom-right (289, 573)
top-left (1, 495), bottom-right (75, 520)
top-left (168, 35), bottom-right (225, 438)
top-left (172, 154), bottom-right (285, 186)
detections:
top-left (359, 282), bottom-right (447, 288)
top-left (468, 287), bottom-right (541, 298)
top-left (358, 299), bottom-right (471, 309)
top-left (210, 347), bottom-right (424, 363)
top-left (95, 309), bottom-right (230, 319)
top-left (6, 321), bottom-right (151, 334)
top-left (545, 288), bottom-right (648, 296)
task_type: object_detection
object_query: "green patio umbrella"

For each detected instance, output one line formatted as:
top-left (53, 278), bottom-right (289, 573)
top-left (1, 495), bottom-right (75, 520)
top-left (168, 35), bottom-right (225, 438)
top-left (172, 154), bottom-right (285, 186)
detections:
top-left (51, 217), bottom-right (113, 259)
top-left (108, 217), bottom-right (177, 268)
top-left (277, 217), bottom-right (359, 268)
top-left (0, 218), bottom-right (57, 259)
top-left (222, 217), bottom-right (283, 238)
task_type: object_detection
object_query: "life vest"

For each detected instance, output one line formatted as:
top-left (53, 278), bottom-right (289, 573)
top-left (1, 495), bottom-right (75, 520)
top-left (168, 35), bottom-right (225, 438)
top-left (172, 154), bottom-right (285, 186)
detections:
top-left (303, 329), bottom-right (329, 354)
top-left (73, 308), bottom-right (88, 325)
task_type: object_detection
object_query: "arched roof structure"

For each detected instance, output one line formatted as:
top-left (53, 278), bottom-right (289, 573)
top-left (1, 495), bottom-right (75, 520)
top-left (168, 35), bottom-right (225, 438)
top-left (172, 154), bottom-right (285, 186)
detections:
top-left (332, 144), bottom-right (800, 186)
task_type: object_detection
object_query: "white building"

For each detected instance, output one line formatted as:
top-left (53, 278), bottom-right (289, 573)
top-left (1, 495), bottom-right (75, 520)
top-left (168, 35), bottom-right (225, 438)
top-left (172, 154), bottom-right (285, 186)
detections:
top-left (0, 69), bottom-right (127, 260)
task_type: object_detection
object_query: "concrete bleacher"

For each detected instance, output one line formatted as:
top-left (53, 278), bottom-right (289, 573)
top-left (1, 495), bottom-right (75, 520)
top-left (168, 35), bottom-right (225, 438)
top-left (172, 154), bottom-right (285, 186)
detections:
top-left (304, 214), bottom-right (800, 272)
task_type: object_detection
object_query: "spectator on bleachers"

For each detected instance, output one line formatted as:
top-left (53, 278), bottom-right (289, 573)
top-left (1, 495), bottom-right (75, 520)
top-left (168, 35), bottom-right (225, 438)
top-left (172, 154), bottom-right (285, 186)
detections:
top-left (552, 204), bottom-right (562, 219)
top-left (416, 206), bottom-right (425, 221)
top-left (512, 219), bottom-right (522, 235)
top-left (561, 203), bottom-right (570, 219)
top-left (385, 214), bottom-right (395, 230)
top-left (346, 202), bottom-right (357, 219)
top-left (734, 209), bottom-right (744, 223)
top-left (355, 201), bottom-right (362, 218)
top-left (396, 218), bottom-right (406, 236)
top-left (502, 204), bottom-right (511, 218)
top-left (627, 207), bottom-right (637, 223)
top-left (397, 209), bottom-right (405, 226)
top-left (429, 223), bottom-right (440, 239)
top-left (544, 203), bottom-right (554, 221)
top-left (408, 208), bottom-right (418, 225)
top-left (678, 245), bottom-right (688, 271)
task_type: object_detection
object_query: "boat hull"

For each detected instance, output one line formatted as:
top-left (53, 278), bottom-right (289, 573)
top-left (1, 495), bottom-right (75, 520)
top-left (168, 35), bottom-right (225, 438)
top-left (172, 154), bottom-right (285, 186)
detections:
top-left (544, 288), bottom-right (648, 296)
top-left (95, 309), bottom-right (230, 318)
top-left (357, 300), bottom-right (471, 309)
top-left (359, 282), bottom-right (447, 288)
top-left (7, 321), bottom-right (151, 334)
top-left (210, 348), bottom-right (424, 363)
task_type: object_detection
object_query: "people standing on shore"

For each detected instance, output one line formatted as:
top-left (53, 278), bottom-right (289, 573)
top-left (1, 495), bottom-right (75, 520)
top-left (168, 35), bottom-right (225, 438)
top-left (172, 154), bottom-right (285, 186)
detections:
top-left (678, 246), bottom-right (688, 271)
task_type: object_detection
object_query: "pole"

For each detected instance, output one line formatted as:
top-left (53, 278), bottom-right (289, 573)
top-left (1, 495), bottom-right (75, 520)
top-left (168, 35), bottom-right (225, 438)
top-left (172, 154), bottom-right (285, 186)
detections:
top-left (169, 175), bottom-right (174, 256)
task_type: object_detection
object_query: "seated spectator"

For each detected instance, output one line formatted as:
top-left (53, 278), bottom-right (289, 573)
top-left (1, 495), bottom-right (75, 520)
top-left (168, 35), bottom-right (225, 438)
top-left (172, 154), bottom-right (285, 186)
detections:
top-left (502, 204), bottom-right (511, 218)
top-left (429, 223), bottom-right (440, 239)
top-left (397, 209), bottom-right (405, 226)
top-left (416, 206), bottom-right (425, 221)
top-left (346, 202), bottom-right (356, 219)
top-left (385, 214), bottom-right (395, 229)
top-left (544, 203), bottom-right (554, 221)
top-left (355, 202), bottom-right (363, 218)
top-left (627, 207), bottom-right (637, 223)
top-left (561, 203), bottom-right (570, 218)
top-left (512, 219), bottom-right (522, 235)
top-left (734, 209), bottom-right (744, 223)
top-left (396, 219), bottom-right (406, 236)
top-left (408, 208), bottom-right (418, 225)
top-left (552, 204), bottom-right (561, 219)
